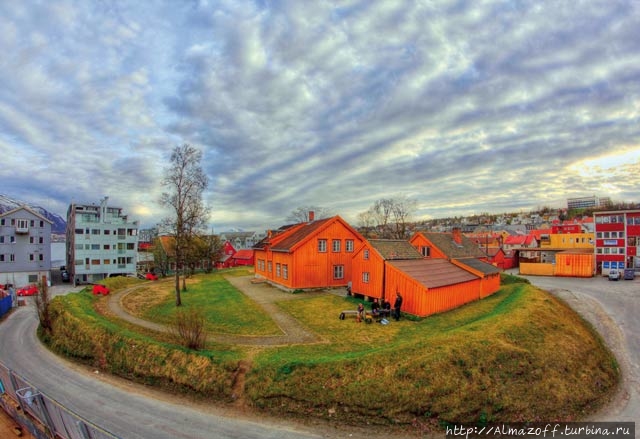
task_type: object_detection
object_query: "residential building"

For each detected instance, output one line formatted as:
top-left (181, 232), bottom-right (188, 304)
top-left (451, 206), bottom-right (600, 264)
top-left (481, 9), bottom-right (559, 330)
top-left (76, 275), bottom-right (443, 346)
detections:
top-left (567, 195), bottom-right (611, 210)
top-left (0, 206), bottom-right (53, 287)
top-left (219, 231), bottom-right (265, 250)
top-left (253, 215), bottom-right (366, 290)
top-left (409, 228), bottom-right (487, 261)
top-left (66, 197), bottom-right (139, 284)
top-left (594, 209), bottom-right (640, 276)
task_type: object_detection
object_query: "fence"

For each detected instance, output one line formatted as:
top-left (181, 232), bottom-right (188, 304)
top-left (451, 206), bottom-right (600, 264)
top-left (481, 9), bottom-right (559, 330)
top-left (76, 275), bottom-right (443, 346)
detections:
top-left (0, 359), bottom-right (120, 439)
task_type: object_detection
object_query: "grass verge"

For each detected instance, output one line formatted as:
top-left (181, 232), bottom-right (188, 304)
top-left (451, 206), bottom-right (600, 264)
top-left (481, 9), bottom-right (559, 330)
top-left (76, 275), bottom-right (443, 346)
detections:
top-left (42, 271), bottom-right (619, 434)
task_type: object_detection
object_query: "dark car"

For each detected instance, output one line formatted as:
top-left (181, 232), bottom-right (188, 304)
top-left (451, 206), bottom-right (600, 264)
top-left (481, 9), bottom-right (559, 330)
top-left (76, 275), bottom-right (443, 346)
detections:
top-left (623, 269), bottom-right (636, 280)
top-left (17, 284), bottom-right (39, 296)
top-left (92, 284), bottom-right (110, 295)
top-left (61, 270), bottom-right (70, 282)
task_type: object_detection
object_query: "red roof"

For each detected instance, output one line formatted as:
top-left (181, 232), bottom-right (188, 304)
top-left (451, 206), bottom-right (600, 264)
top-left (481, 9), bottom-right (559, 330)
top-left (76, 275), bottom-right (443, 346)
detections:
top-left (232, 249), bottom-right (254, 260)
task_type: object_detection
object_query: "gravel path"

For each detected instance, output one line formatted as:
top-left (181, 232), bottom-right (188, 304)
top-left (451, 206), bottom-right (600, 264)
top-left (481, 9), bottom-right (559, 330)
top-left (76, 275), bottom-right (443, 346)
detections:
top-left (107, 275), bottom-right (330, 346)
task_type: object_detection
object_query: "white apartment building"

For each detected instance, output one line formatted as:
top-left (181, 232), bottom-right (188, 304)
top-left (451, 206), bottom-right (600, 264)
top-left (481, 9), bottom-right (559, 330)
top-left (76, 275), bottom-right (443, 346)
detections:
top-left (66, 197), bottom-right (138, 284)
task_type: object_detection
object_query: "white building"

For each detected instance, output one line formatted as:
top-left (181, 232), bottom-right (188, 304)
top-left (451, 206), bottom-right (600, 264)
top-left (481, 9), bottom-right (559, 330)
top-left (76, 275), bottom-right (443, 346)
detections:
top-left (66, 197), bottom-right (138, 284)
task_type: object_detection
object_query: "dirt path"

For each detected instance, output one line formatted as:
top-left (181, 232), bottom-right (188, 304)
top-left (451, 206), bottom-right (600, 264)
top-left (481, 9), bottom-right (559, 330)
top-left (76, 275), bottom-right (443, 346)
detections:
top-left (107, 276), bottom-right (327, 346)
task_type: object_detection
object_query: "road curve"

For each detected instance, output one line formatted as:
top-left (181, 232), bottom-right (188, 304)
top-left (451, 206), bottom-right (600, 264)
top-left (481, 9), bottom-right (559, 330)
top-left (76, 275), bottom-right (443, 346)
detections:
top-left (0, 304), bottom-right (326, 439)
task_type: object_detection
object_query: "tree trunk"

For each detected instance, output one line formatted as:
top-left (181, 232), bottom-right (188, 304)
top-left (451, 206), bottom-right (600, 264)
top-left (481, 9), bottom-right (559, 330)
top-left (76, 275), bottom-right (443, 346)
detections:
top-left (174, 269), bottom-right (181, 306)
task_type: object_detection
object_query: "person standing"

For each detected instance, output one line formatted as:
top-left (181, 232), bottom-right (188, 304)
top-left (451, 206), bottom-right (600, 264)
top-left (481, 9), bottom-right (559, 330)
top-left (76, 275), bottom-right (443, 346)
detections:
top-left (393, 292), bottom-right (403, 321)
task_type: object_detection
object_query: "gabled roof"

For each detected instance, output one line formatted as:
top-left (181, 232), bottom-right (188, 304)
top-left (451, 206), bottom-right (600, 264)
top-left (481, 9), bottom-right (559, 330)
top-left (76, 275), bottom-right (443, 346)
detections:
top-left (252, 224), bottom-right (300, 250)
top-left (269, 216), bottom-right (362, 252)
top-left (0, 205), bottom-right (53, 223)
top-left (232, 249), bottom-right (254, 260)
top-left (368, 239), bottom-right (423, 260)
top-left (388, 258), bottom-right (478, 289)
top-left (415, 232), bottom-right (486, 259)
top-left (455, 257), bottom-right (501, 275)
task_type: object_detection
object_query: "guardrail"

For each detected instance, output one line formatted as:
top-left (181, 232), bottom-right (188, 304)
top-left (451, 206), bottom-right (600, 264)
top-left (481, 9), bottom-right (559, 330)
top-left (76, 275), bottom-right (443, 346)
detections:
top-left (0, 359), bottom-right (120, 439)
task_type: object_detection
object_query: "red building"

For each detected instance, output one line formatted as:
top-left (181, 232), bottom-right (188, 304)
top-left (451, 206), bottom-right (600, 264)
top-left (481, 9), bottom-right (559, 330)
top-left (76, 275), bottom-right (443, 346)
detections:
top-left (594, 210), bottom-right (640, 275)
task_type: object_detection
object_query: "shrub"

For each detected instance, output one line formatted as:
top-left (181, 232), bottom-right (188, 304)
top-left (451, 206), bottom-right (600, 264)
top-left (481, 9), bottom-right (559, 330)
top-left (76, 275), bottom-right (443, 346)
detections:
top-left (170, 307), bottom-right (208, 350)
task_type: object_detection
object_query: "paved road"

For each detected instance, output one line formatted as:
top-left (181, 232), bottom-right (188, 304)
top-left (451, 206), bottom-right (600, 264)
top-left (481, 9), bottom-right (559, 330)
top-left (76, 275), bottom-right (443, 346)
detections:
top-left (519, 273), bottom-right (639, 423)
top-left (0, 291), bottom-right (328, 439)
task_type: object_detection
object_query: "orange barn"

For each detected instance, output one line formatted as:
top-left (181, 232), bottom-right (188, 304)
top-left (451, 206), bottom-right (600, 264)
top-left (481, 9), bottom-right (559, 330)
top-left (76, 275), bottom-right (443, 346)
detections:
top-left (253, 216), bottom-right (366, 290)
top-left (384, 259), bottom-right (482, 317)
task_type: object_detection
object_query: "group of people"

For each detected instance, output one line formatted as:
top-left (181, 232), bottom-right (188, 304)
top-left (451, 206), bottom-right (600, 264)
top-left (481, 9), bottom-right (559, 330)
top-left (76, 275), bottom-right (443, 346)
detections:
top-left (356, 292), bottom-right (403, 322)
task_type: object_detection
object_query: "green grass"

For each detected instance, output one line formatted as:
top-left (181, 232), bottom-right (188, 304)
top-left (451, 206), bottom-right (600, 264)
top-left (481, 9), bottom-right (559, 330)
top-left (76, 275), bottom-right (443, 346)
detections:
top-left (43, 271), bottom-right (620, 433)
top-left (128, 271), bottom-right (281, 336)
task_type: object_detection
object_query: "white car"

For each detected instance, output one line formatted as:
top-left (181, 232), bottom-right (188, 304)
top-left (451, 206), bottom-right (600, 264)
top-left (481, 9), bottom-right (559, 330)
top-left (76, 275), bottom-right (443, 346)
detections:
top-left (608, 270), bottom-right (621, 281)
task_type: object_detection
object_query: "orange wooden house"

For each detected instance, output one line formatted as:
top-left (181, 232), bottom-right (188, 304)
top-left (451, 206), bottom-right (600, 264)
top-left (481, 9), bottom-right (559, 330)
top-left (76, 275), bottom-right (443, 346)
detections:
top-left (409, 228), bottom-right (488, 261)
top-left (351, 239), bottom-right (423, 301)
top-left (352, 239), bottom-right (501, 317)
top-left (253, 215), bottom-right (366, 290)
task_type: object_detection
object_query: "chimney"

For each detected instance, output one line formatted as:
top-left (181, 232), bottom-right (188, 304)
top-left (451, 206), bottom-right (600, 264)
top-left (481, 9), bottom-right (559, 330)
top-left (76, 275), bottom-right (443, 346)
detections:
top-left (309, 211), bottom-right (315, 222)
top-left (452, 227), bottom-right (462, 245)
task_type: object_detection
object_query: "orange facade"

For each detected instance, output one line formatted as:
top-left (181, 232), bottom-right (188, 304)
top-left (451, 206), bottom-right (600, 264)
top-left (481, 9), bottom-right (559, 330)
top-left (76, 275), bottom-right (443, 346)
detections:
top-left (384, 262), bottom-right (484, 317)
top-left (351, 241), bottom-right (386, 299)
top-left (253, 216), bottom-right (365, 290)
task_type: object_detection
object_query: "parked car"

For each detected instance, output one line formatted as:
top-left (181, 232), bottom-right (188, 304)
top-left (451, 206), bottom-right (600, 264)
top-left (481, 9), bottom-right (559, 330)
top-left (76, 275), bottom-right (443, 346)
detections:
top-left (92, 284), bottom-right (110, 295)
top-left (608, 270), bottom-right (621, 281)
top-left (61, 270), bottom-right (70, 282)
top-left (145, 272), bottom-right (158, 281)
top-left (623, 269), bottom-right (636, 280)
top-left (17, 284), bottom-right (39, 296)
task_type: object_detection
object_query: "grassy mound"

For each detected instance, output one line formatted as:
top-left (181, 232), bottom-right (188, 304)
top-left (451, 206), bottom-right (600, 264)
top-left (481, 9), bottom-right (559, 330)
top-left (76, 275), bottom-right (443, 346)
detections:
top-left (42, 271), bottom-right (619, 433)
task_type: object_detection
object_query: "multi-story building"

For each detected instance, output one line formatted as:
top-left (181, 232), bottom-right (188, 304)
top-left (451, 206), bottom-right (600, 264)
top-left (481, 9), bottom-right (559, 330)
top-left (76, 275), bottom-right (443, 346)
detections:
top-left (0, 206), bottom-right (52, 287)
top-left (567, 195), bottom-right (611, 210)
top-left (66, 197), bottom-right (139, 284)
top-left (594, 209), bottom-right (640, 276)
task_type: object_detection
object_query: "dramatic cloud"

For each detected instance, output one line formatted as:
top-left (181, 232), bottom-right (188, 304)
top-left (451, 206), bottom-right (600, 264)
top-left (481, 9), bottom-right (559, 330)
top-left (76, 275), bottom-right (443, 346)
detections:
top-left (1, 0), bottom-right (639, 231)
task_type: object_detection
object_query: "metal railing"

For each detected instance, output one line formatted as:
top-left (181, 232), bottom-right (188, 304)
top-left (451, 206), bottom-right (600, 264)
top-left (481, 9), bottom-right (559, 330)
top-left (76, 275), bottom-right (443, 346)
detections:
top-left (0, 359), bottom-right (120, 439)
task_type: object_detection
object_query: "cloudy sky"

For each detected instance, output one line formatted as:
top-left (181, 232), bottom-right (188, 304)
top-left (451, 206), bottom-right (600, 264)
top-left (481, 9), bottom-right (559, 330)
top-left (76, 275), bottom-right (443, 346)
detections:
top-left (1, 1), bottom-right (639, 231)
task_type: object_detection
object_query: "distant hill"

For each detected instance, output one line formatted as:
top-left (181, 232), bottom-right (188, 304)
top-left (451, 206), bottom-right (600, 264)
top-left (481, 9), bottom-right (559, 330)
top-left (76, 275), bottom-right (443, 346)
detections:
top-left (0, 194), bottom-right (66, 234)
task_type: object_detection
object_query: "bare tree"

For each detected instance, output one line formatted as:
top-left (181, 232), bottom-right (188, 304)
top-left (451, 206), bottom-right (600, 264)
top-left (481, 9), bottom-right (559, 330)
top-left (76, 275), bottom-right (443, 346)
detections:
top-left (360, 196), bottom-right (417, 239)
top-left (286, 206), bottom-right (333, 223)
top-left (159, 144), bottom-right (210, 306)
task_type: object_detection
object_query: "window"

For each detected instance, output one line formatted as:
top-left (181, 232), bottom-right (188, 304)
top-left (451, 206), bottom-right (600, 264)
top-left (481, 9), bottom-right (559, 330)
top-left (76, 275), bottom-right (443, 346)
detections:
top-left (9, 254), bottom-right (15, 262)
top-left (39, 236), bottom-right (44, 244)
top-left (333, 265), bottom-right (344, 279)
top-left (282, 264), bottom-right (288, 280)
top-left (10, 236), bottom-right (15, 244)
top-left (268, 261), bottom-right (272, 273)
top-left (39, 220), bottom-right (44, 227)
top-left (104, 244), bottom-right (110, 250)
top-left (39, 254), bottom-right (43, 261)
top-left (346, 240), bottom-right (354, 252)
top-left (104, 229), bottom-right (110, 235)
top-left (363, 249), bottom-right (369, 260)
top-left (0, 219), bottom-right (4, 226)
top-left (332, 239), bottom-right (341, 252)
top-left (91, 244), bottom-right (100, 250)
top-left (276, 263), bottom-right (281, 277)
top-left (0, 236), bottom-right (4, 244)
top-left (103, 259), bottom-right (111, 265)
top-left (91, 259), bottom-right (100, 265)
top-left (362, 272), bottom-right (370, 283)
top-left (421, 246), bottom-right (431, 257)
top-left (30, 220), bottom-right (35, 227)
top-left (17, 219), bottom-right (28, 229)
top-left (75, 228), bottom-right (84, 234)
top-left (0, 254), bottom-right (3, 262)
top-left (92, 229), bottom-right (100, 235)
top-left (127, 243), bottom-right (135, 250)
top-left (318, 239), bottom-right (327, 252)
top-left (29, 254), bottom-right (34, 261)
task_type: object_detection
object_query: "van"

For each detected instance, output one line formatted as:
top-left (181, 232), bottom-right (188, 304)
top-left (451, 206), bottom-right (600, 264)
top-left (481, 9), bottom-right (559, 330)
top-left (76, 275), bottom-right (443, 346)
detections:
top-left (623, 269), bottom-right (635, 280)
top-left (608, 270), bottom-right (621, 281)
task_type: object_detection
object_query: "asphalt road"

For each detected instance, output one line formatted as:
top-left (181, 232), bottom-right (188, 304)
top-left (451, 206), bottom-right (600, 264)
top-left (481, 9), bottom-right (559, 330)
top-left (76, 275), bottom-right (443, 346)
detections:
top-left (519, 273), bottom-right (639, 423)
top-left (0, 296), bottom-right (327, 439)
